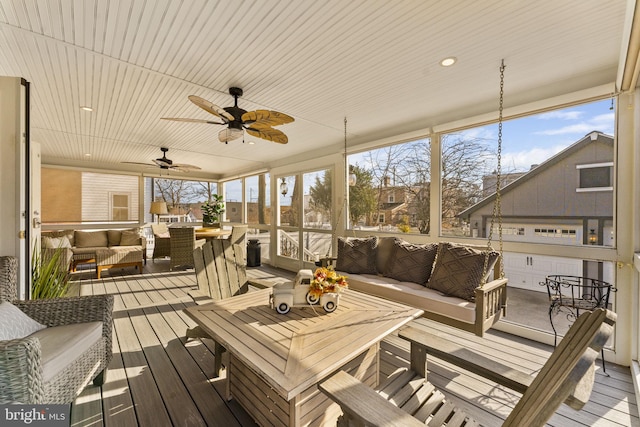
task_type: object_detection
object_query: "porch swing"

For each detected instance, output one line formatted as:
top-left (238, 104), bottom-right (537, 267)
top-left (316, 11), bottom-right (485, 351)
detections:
top-left (332, 63), bottom-right (509, 337)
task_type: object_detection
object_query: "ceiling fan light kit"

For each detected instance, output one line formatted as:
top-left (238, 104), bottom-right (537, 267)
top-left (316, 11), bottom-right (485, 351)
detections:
top-left (162, 87), bottom-right (294, 144)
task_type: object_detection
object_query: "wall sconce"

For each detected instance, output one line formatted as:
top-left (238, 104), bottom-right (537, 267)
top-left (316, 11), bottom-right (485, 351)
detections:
top-left (149, 201), bottom-right (168, 223)
top-left (588, 229), bottom-right (597, 245)
top-left (280, 177), bottom-right (288, 196)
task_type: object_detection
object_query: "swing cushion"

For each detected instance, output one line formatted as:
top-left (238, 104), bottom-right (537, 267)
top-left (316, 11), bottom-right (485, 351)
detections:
top-left (427, 242), bottom-right (499, 302)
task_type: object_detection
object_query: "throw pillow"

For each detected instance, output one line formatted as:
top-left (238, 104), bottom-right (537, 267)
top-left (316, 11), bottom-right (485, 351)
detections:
top-left (107, 230), bottom-right (122, 246)
top-left (120, 230), bottom-right (141, 246)
top-left (427, 242), bottom-right (499, 302)
top-left (385, 239), bottom-right (438, 285)
top-left (0, 301), bottom-right (47, 340)
top-left (335, 237), bottom-right (379, 274)
top-left (375, 237), bottom-right (396, 276)
top-left (42, 235), bottom-right (72, 249)
top-left (75, 231), bottom-right (109, 248)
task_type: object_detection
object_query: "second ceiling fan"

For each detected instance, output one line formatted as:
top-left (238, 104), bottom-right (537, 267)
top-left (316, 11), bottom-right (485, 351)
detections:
top-left (162, 87), bottom-right (294, 144)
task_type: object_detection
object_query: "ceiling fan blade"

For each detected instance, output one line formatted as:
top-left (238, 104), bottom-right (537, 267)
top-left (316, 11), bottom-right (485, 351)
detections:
top-left (189, 95), bottom-right (235, 122)
top-left (171, 163), bottom-right (201, 171)
top-left (246, 124), bottom-right (288, 144)
top-left (122, 161), bottom-right (155, 168)
top-left (161, 117), bottom-right (225, 125)
top-left (219, 128), bottom-right (244, 143)
top-left (242, 110), bottom-right (295, 127)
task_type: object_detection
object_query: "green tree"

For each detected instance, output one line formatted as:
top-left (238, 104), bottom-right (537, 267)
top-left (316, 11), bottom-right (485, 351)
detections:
top-left (309, 171), bottom-right (332, 214)
top-left (348, 166), bottom-right (377, 225)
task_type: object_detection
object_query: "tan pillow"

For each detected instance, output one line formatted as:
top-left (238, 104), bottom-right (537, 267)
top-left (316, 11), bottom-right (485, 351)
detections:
top-left (120, 230), bottom-right (141, 246)
top-left (427, 242), bottom-right (499, 302)
top-left (385, 239), bottom-right (437, 285)
top-left (42, 235), bottom-right (72, 249)
top-left (42, 230), bottom-right (75, 247)
top-left (336, 237), bottom-right (378, 274)
top-left (74, 231), bottom-right (108, 248)
top-left (107, 230), bottom-right (122, 246)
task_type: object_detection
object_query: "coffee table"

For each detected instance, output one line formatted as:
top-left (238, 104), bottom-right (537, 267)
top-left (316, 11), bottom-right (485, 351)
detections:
top-left (184, 288), bottom-right (423, 427)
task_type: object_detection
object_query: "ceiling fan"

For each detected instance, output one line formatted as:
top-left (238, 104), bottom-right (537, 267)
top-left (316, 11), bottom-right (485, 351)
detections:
top-left (161, 87), bottom-right (294, 144)
top-left (124, 147), bottom-right (201, 172)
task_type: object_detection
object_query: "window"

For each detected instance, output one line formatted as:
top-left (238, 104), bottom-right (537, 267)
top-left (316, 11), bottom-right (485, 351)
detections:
top-left (147, 177), bottom-right (217, 223)
top-left (111, 194), bottom-right (129, 220)
top-left (577, 163), bottom-right (613, 191)
top-left (347, 138), bottom-right (430, 233)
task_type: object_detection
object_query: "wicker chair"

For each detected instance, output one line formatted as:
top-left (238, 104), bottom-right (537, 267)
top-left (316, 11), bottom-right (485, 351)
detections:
top-left (151, 223), bottom-right (171, 261)
top-left (169, 227), bottom-right (205, 270)
top-left (0, 256), bottom-right (113, 404)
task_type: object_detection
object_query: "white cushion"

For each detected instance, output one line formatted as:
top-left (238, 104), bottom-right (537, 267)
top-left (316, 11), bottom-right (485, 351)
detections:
top-left (0, 301), bottom-right (47, 340)
top-left (42, 235), bottom-right (72, 249)
top-left (342, 272), bottom-right (476, 324)
top-left (30, 321), bottom-right (103, 382)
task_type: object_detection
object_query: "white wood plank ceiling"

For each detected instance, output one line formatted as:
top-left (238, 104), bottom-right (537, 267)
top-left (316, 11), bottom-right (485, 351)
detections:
top-left (0, 0), bottom-right (632, 179)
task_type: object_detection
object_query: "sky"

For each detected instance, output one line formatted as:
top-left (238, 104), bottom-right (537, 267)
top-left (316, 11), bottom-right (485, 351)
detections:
top-left (493, 98), bottom-right (614, 172)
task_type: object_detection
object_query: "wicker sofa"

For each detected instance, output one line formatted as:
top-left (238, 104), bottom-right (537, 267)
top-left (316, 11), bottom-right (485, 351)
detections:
top-left (335, 236), bottom-right (508, 336)
top-left (0, 256), bottom-right (113, 403)
top-left (42, 228), bottom-right (146, 279)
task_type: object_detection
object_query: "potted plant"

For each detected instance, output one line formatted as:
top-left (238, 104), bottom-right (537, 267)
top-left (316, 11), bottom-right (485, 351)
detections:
top-left (202, 194), bottom-right (225, 228)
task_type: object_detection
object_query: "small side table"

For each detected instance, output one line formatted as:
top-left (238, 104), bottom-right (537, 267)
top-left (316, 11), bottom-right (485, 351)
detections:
top-left (542, 275), bottom-right (615, 373)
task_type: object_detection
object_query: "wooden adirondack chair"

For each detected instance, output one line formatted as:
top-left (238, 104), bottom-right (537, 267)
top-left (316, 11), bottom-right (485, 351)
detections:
top-left (185, 238), bottom-right (273, 376)
top-left (319, 308), bottom-right (616, 427)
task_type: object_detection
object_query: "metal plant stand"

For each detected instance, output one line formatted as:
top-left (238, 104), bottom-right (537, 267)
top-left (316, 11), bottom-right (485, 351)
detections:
top-left (543, 275), bottom-right (615, 374)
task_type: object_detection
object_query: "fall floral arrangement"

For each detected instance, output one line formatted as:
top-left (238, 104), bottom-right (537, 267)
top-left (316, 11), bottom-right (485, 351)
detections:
top-left (308, 266), bottom-right (348, 298)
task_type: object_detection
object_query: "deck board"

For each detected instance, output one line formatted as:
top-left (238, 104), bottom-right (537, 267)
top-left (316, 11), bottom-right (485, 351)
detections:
top-left (67, 260), bottom-right (639, 426)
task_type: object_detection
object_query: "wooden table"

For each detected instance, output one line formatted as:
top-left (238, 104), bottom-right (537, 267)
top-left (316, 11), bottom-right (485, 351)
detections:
top-left (184, 288), bottom-right (423, 427)
top-left (195, 228), bottom-right (230, 240)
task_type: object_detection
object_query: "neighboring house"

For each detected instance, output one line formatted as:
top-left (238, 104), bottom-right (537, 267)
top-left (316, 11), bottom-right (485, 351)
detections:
top-left (459, 131), bottom-right (614, 291)
top-left (42, 168), bottom-right (139, 223)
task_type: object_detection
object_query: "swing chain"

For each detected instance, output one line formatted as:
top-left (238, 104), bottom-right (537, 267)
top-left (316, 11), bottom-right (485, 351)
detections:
top-left (482, 60), bottom-right (506, 284)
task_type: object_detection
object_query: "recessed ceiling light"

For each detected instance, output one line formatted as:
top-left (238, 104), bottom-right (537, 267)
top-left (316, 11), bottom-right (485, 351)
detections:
top-left (84, 153), bottom-right (91, 157)
top-left (80, 106), bottom-right (93, 112)
top-left (440, 57), bottom-right (457, 67)
top-left (248, 141), bottom-right (255, 145)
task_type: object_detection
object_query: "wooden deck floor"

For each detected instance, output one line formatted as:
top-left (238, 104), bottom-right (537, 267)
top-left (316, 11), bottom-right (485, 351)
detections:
top-left (67, 261), bottom-right (639, 427)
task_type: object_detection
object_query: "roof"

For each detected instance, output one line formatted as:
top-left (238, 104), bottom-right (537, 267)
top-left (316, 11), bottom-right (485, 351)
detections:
top-left (458, 131), bottom-right (615, 218)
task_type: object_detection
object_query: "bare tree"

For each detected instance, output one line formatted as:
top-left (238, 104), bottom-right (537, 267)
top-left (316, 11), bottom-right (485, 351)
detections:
top-left (363, 135), bottom-right (494, 234)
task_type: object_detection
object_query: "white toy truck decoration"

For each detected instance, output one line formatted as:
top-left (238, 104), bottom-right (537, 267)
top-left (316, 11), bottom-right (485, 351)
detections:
top-left (270, 269), bottom-right (339, 314)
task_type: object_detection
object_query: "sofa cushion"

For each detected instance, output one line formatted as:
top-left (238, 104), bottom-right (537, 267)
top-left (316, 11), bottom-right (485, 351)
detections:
top-left (336, 237), bottom-right (379, 274)
top-left (30, 321), bottom-right (103, 382)
top-left (427, 242), bottom-right (499, 302)
top-left (107, 230), bottom-right (122, 246)
top-left (385, 239), bottom-right (437, 285)
top-left (120, 230), bottom-right (141, 246)
top-left (343, 273), bottom-right (476, 323)
top-left (0, 301), bottom-right (47, 340)
top-left (75, 231), bottom-right (108, 248)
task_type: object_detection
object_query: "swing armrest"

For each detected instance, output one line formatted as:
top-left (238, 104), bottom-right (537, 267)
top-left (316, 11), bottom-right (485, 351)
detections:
top-left (474, 277), bottom-right (508, 335)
